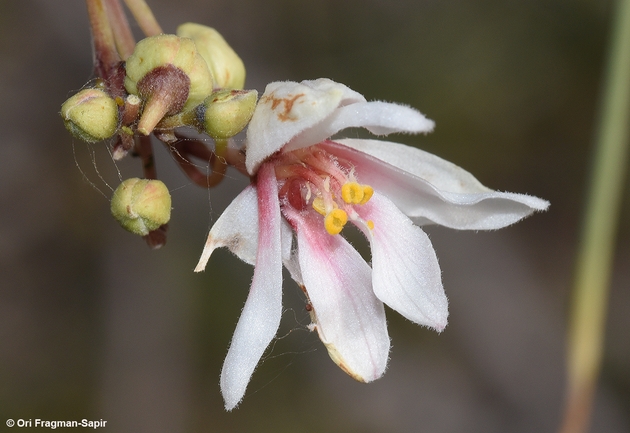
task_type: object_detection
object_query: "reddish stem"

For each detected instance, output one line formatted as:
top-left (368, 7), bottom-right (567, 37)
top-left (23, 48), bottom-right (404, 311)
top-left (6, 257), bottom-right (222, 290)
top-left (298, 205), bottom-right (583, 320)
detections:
top-left (135, 134), bottom-right (157, 180)
top-left (133, 134), bottom-right (167, 248)
top-left (168, 139), bottom-right (220, 188)
top-left (86, 0), bottom-right (120, 80)
top-left (104, 0), bottom-right (136, 60)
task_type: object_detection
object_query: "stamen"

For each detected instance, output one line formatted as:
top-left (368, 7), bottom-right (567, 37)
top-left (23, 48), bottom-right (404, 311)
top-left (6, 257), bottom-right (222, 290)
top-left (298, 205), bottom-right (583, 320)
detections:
top-left (341, 182), bottom-right (364, 204)
top-left (323, 176), bottom-right (331, 193)
top-left (312, 197), bottom-right (327, 216)
top-left (359, 185), bottom-right (374, 204)
top-left (324, 209), bottom-right (348, 235)
top-left (366, 220), bottom-right (375, 230)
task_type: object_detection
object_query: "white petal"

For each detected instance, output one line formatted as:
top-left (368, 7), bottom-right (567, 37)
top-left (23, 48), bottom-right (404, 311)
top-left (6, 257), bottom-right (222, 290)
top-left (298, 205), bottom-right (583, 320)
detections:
top-left (283, 101), bottom-right (435, 153)
top-left (355, 192), bottom-right (448, 330)
top-left (195, 185), bottom-right (259, 270)
top-left (220, 164), bottom-right (284, 410)
top-left (326, 139), bottom-right (550, 230)
top-left (282, 247), bottom-right (303, 287)
top-left (284, 207), bottom-right (390, 382)
top-left (245, 79), bottom-right (365, 175)
top-left (195, 185), bottom-right (293, 271)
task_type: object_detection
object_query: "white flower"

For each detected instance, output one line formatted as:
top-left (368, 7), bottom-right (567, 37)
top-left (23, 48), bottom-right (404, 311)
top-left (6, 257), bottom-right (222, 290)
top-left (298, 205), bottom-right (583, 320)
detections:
top-left (195, 78), bottom-right (549, 410)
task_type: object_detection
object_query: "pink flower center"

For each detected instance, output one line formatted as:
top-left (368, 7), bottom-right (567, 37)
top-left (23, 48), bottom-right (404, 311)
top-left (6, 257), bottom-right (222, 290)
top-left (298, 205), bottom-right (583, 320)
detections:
top-left (273, 142), bottom-right (375, 235)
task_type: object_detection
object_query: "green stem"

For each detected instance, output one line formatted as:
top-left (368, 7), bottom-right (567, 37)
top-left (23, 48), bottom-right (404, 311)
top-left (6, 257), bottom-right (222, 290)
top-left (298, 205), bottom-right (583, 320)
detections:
top-left (559, 0), bottom-right (630, 432)
top-left (123, 0), bottom-right (163, 36)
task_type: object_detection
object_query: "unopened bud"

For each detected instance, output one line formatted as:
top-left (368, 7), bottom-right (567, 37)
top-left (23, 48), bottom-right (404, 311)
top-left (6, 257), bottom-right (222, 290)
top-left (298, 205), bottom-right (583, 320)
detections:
top-left (60, 88), bottom-right (119, 142)
top-left (110, 178), bottom-right (171, 236)
top-left (124, 34), bottom-right (213, 135)
top-left (197, 89), bottom-right (257, 139)
top-left (177, 23), bottom-right (246, 90)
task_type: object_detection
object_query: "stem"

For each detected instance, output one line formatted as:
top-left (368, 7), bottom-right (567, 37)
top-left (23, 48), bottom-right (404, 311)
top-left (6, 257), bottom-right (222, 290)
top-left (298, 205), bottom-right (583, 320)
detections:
top-left (104, 0), bottom-right (136, 60)
top-left (86, 0), bottom-right (121, 79)
top-left (168, 138), bottom-right (218, 188)
top-left (133, 135), bottom-right (168, 249)
top-left (123, 0), bottom-right (163, 36)
top-left (559, 1), bottom-right (630, 432)
top-left (135, 134), bottom-right (157, 180)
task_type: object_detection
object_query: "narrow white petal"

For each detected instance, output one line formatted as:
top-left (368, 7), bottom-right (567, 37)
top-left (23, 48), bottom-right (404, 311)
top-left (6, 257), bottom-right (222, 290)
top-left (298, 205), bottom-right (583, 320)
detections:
top-left (335, 138), bottom-right (490, 194)
top-left (326, 139), bottom-right (550, 230)
top-left (283, 247), bottom-right (303, 287)
top-left (195, 185), bottom-right (293, 271)
top-left (355, 192), bottom-right (448, 330)
top-left (195, 185), bottom-right (259, 270)
top-left (220, 164), bottom-right (284, 410)
top-left (283, 102), bottom-right (435, 153)
top-left (245, 79), bottom-right (365, 175)
top-left (285, 208), bottom-right (390, 382)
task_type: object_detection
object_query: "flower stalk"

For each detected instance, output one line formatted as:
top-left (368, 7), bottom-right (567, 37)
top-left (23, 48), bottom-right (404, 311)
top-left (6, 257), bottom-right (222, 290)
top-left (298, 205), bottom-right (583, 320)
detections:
top-left (123, 0), bottom-right (163, 36)
top-left (86, 0), bottom-right (122, 85)
top-left (559, 0), bottom-right (630, 432)
top-left (104, 0), bottom-right (136, 60)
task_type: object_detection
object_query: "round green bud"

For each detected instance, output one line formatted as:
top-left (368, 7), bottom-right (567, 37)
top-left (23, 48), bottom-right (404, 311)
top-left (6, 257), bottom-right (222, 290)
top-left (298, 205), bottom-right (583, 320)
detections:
top-left (197, 89), bottom-right (258, 139)
top-left (124, 34), bottom-right (213, 111)
top-left (177, 23), bottom-right (246, 90)
top-left (124, 35), bottom-right (214, 135)
top-left (110, 178), bottom-right (171, 236)
top-left (60, 88), bottom-right (119, 142)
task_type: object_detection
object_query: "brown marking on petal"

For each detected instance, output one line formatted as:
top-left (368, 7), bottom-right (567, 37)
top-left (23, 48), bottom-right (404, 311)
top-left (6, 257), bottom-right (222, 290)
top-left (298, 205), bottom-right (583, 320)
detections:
top-left (222, 235), bottom-right (242, 252)
top-left (260, 92), bottom-right (305, 122)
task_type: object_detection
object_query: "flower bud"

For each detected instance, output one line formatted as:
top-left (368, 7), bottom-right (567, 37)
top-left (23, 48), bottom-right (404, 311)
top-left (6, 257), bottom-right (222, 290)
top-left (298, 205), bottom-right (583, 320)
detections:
top-left (110, 178), bottom-right (171, 236)
top-left (197, 89), bottom-right (257, 139)
top-left (177, 23), bottom-right (246, 90)
top-left (60, 88), bottom-right (119, 142)
top-left (124, 34), bottom-right (214, 135)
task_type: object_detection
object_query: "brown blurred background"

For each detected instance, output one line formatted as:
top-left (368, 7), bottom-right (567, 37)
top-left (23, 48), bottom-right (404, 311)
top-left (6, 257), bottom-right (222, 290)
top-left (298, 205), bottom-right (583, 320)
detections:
top-left (0, 1), bottom-right (628, 432)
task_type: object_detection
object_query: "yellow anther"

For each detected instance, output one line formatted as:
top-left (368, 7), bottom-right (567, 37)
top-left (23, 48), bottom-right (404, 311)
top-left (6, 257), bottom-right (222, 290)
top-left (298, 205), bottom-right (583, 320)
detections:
top-left (324, 209), bottom-right (348, 235)
top-left (366, 220), bottom-right (375, 230)
top-left (359, 185), bottom-right (374, 204)
top-left (341, 182), bottom-right (364, 204)
top-left (312, 197), bottom-right (327, 216)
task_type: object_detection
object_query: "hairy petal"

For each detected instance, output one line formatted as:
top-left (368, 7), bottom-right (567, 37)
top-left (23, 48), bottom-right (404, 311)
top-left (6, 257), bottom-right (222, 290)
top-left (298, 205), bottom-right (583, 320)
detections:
top-left (245, 79), bottom-right (365, 174)
top-left (194, 185), bottom-right (293, 271)
top-left (327, 139), bottom-right (550, 229)
top-left (284, 208), bottom-right (390, 382)
top-left (220, 164), bottom-right (284, 411)
top-left (195, 185), bottom-right (259, 270)
top-left (354, 192), bottom-right (447, 330)
top-left (284, 101), bottom-right (435, 153)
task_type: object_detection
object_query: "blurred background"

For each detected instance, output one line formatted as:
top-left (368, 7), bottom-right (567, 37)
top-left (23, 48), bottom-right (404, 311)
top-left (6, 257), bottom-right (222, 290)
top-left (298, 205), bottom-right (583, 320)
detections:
top-left (1, 0), bottom-right (629, 432)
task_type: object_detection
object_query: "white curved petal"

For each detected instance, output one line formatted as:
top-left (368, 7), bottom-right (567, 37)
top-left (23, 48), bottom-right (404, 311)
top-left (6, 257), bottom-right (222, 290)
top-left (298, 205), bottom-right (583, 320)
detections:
top-left (285, 208), bottom-right (390, 382)
top-left (335, 138), bottom-right (490, 194)
top-left (194, 185), bottom-right (293, 271)
top-left (326, 139), bottom-right (550, 230)
top-left (195, 185), bottom-right (259, 270)
top-left (220, 164), bottom-right (284, 411)
top-left (245, 79), bottom-right (365, 175)
top-left (283, 102), bottom-right (435, 153)
top-left (355, 192), bottom-right (448, 330)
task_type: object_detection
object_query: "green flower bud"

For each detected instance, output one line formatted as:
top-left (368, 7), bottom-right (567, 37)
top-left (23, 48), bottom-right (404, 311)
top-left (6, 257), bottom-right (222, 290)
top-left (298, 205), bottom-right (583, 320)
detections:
top-left (177, 23), bottom-right (246, 90)
top-left (197, 89), bottom-right (258, 139)
top-left (124, 34), bottom-right (214, 135)
top-left (60, 88), bottom-right (119, 142)
top-left (110, 178), bottom-right (171, 236)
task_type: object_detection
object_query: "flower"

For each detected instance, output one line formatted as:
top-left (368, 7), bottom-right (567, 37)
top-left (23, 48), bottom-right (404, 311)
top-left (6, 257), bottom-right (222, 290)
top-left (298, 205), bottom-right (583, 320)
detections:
top-left (194, 78), bottom-right (549, 410)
